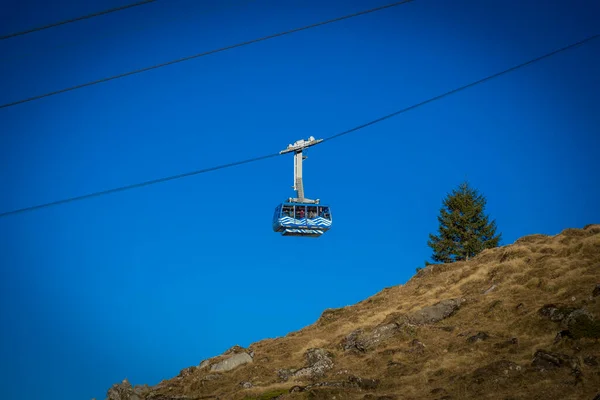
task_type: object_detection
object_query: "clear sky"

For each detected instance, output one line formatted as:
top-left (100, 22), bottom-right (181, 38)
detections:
top-left (0, 0), bottom-right (598, 399)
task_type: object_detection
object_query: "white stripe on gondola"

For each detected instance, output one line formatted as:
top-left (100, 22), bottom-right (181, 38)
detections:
top-left (277, 217), bottom-right (332, 226)
top-left (283, 228), bottom-right (324, 233)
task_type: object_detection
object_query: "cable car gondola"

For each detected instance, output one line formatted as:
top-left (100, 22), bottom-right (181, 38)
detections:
top-left (272, 201), bottom-right (332, 237)
top-left (272, 136), bottom-right (332, 237)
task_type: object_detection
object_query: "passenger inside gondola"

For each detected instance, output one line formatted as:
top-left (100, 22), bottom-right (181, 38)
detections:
top-left (282, 205), bottom-right (293, 217)
top-left (319, 206), bottom-right (331, 220)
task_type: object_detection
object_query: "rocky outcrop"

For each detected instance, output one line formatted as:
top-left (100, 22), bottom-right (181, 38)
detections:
top-left (563, 309), bottom-right (600, 339)
top-left (293, 348), bottom-right (334, 379)
top-left (210, 352), bottom-right (253, 372)
top-left (177, 366), bottom-right (196, 378)
top-left (538, 304), bottom-right (600, 339)
top-left (341, 328), bottom-right (366, 352)
top-left (106, 379), bottom-right (135, 400)
top-left (342, 323), bottom-right (401, 352)
top-left (341, 299), bottom-right (463, 353)
top-left (277, 348), bottom-right (335, 381)
top-left (106, 379), bottom-right (150, 400)
top-left (277, 368), bottom-right (294, 381)
top-left (531, 350), bottom-right (581, 375)
top-left (538, 304), bottom-right (578, 322)
top-left (407, 299), bottom-right (463, 325)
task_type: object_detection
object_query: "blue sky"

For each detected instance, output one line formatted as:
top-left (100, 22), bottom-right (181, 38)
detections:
top-left (0, 0), bottom-right (598, 399)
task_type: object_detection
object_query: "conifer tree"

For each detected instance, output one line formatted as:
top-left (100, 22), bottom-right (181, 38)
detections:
top-left (427, 181), bottom-right (501, 263)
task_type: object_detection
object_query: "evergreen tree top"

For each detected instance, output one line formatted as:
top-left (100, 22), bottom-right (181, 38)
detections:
top-left (427, 181), bottom-right (501, 264)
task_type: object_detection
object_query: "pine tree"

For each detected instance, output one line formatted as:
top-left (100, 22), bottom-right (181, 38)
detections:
top-left (427, 181), bottom-right (501, 263)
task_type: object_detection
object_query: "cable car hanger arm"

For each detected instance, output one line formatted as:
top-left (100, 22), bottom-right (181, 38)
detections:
top-left (279, 136), bottom-right (323, 154)
top-left (279, 136), bottom-right (322, 204)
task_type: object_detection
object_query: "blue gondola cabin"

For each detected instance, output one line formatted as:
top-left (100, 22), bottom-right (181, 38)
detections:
top-left (272, 202), bottom-right (332, 237)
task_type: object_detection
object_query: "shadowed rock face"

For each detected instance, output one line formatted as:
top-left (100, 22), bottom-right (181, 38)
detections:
top-left (538, 304), bottom-right (579, 322)
top-left (103, 224), bottom-right (600, 400)
top-left (539, 304), bottom-right (600, 339)
top-left (532, 350), bottom-right (581, 375)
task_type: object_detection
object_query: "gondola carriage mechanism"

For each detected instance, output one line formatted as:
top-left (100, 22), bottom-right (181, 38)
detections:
top-left (272, 136), bottom-right (332, 237)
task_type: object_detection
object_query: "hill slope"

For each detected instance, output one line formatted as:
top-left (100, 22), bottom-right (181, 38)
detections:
top-left (105, 224), bottom-right (600, 400)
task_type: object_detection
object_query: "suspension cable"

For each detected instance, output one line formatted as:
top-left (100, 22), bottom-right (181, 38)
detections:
top-left (0, 0), bottom-right (157, 41)
top-left (0, 33), bottom-right (597, 218)
top-left (0, 0), bottom-right (416, 109)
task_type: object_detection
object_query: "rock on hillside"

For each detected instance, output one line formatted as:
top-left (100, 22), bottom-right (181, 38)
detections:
top-left (105, 224), bottom-right (600, 400)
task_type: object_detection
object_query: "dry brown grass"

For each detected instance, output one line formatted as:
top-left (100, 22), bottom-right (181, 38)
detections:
top-left (137, 224), bottom-right (600, 400)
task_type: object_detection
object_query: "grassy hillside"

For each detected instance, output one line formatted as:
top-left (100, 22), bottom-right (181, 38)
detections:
top-left (106, 224), bottom-right (600, 400)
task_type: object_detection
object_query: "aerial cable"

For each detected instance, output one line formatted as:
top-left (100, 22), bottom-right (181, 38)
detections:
top-left (0, 33), bottom-right (597, 219)
top-left (1, 0), bottom-right (259, 63)
top-left (0, 153), bottom-right (282, 218)
top-left (0, 0), bottom-right (416, 110)
top-left (0, 0), bottom-right (158, 41)
top-left (322, 33), bottom-right (600, 143)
